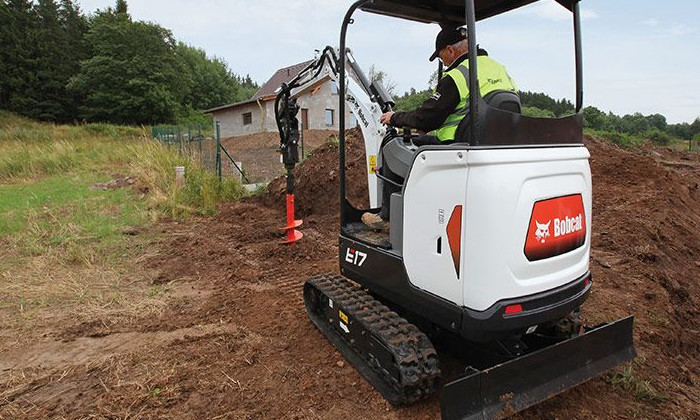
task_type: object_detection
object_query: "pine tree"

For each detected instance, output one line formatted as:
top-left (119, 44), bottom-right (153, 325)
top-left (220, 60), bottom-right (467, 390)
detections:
top-left (115, 0), bottom-right (127, 15)
top-left (2, 0), bottom-right (35, 114)
top-left (58, 0), bottom-right (88, 120)
top-left (0, 1), bottom-right (12, 106)
top-left (31, 0), bottom-right (68, 121)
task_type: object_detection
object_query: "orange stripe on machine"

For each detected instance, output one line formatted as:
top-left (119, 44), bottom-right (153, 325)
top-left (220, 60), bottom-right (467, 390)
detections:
top-left (447, 205), bottom-right (463, 277)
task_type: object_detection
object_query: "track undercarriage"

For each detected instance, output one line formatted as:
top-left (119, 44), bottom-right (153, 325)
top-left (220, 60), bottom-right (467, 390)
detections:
top-left (303, 274), bottom-right (441, 404)
top-left (304, 274), bottom-right (635, 419)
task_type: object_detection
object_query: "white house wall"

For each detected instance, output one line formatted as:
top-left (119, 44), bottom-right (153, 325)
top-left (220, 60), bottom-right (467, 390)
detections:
top-left (213, 101), bottom-right (267, 138)
top-left (211, 81), bottom-right (356, 138)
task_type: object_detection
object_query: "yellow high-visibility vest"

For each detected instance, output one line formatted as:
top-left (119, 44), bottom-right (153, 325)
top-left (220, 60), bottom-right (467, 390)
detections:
top-left (435, 56), bottom-right (518, 142)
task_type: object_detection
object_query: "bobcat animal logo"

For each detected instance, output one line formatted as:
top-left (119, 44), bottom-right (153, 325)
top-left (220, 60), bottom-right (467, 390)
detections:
top-left (535, 220), bottom-right (551, 243)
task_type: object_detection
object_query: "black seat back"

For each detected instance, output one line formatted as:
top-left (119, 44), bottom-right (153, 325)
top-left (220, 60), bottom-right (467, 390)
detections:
top-left (454, 90), bottom-right (521, 143)
top-left (483, 90), bottom-right (521, 114)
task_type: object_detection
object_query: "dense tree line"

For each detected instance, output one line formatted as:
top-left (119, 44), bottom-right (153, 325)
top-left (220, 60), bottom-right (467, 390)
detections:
top-left (395, 85), bottom-right (699, 142)
top-left (520, 91), bottom-right (575, 117)
top-left (0, 0), bottom-right (257, 124)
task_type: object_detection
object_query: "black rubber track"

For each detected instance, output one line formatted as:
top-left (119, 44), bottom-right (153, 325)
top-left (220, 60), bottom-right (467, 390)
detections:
top-left (304, 273), bottom-right (440, 405)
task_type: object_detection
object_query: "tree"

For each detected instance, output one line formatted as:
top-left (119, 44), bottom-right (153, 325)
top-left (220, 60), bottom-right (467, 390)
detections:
top-left (394, 88), bottom-right (432, 112)
top-left (69, 7), bottom-right (189, 124)
top-left (690, 117), bottom-right (700, 139)
top-left (520, 91), bottom-right (574, 117)
top-left (667, 122), bottom-right (691, 140)
top-left (0, 1), bottom-right (12, 106)
top-left (368, 65), bottom-right (397, 97)
top-left (57, 0), bottom-right (89, 120)
top-left (1, 0), bottom-right (35, 113)
top-left (0, 0), bottom-right (87, 121)
top-left (176, 43), bottom-right (258, 111)
top-left (619, 113), bottom-right (650, 135)
top-left (237, 74), bottom-right (259, 102)
top-left (583, 106), bottom-right (605, 130)
top-left (115, 0), bottom-right (127, 15)
top-left (645, 113), bottom-right (667, 131)
top-left (522, 106), bottom-right (556, 118)
top-left (26, 0), bottom-right (86, 121)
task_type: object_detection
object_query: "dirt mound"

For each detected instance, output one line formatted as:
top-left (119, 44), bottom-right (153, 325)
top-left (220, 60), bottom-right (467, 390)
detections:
top-left (581, 136), bottom-right (700, 414)
top-left (3, 133), bottom-right (698, 419)
top-left (261, 127), bottom-right (369, 218)
top-left (89, 174), bottom-right (136, 190)
top-left (221, 129), bottom-right (339, 183)
top-left (223, 129), bottom-right (337, 152)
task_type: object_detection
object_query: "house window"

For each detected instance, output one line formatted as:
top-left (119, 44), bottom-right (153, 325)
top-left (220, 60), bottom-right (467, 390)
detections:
top-left (325, 109), bottom-right (334, 126)
top-left (242, 112), bottom-right (252, 125)
top-left (349, 112), bottom-right (358, 127)
top-left (331, 82), bottom-right (339, 95)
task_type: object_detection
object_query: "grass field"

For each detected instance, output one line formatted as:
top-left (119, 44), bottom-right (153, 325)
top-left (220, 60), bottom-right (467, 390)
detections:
top-left (0, 112), bottom-right (246, 347)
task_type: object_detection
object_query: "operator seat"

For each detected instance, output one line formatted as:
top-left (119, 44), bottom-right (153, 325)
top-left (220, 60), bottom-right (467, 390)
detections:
top-left (381, 90), bottom-right (521, 179)
top-left (483, 90), bottom-right (521, 113)
top-left (454, 89), bottom-right (521, 143)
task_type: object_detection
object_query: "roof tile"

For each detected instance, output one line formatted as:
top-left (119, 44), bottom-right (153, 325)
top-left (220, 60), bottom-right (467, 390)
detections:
top-left (252, 60), bottom-right (315, 100)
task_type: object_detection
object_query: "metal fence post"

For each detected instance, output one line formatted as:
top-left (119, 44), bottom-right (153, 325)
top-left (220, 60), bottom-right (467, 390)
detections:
top-left (198, 125), bottom-right (203, 164)
top-left (216, 121), bottom-right (222, 181)
top-left (187, 126), bottom-right (192, 156)
top-left (301, 121), bottom-right (305, 161)
top-left (179, 125), bottom-right (184, 155)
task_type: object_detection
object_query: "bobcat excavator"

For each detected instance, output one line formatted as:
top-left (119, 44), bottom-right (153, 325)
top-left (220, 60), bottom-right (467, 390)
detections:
top-left (276, 1), bottom-right (635, 418)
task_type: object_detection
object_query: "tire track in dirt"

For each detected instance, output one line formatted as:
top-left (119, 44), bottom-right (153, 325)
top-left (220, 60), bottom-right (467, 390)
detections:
top-left (0, 323), bottom-right (240, 371)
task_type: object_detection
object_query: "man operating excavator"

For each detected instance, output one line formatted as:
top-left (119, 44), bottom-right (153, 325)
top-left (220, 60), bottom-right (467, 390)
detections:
top-left (362, 25), bottom-right (519, 230)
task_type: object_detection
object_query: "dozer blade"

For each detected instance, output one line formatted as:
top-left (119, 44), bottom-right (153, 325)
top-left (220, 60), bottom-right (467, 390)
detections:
top-left (440, 316), bottom-right (635, 420)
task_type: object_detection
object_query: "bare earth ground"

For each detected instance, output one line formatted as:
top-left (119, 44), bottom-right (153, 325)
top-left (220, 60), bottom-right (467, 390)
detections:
top-left (1, 131), bottom-right (698, 419)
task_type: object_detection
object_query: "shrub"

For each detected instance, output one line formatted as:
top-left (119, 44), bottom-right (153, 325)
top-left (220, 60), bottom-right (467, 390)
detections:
top-left (521, 106), bottom-right (556, 118)
top-left (591, 130), bottom-right (643, 149)
top-left (645, 129), bottom-right (672, 146)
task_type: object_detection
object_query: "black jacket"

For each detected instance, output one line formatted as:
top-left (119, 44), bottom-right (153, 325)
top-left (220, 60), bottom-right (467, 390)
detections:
top-left (390, 49), bottom-right (487, 132)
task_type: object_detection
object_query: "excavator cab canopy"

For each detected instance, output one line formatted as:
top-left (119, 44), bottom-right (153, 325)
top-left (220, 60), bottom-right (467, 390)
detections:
top-left (360, 0), bottom-right (576, 25)
top-left (347, 0), bottom-right (585, 147)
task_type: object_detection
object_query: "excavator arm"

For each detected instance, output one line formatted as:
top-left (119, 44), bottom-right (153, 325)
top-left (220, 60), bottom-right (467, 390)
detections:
top-left (275, 46), bottom-right (395, 208)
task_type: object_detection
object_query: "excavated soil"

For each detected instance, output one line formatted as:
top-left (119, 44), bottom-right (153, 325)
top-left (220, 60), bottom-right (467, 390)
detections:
top-left (1, 130), bottom-right (698, 419)
top-left (222, 130), bottom-right (338, 183)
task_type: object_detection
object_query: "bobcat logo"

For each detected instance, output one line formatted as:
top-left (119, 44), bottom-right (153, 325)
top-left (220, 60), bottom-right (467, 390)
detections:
top-left (535, 221), bottom-right (551, 243)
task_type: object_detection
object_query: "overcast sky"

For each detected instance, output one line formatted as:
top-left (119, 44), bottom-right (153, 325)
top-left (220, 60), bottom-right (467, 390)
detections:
top-left (76, 0), bottom-right (699, 124)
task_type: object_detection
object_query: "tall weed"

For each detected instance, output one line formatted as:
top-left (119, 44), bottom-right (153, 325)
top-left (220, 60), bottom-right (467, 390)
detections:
top-left (586, 129), bottom-right (644, 149)
top-left (0, 112), bottom-right (246, 218)
top-left (129, 140), bottom-right (246, 218)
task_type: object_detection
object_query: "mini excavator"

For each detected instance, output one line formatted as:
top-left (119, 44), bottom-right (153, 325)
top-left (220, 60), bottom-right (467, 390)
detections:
top-left (276, 1), bottom-right (635, 418)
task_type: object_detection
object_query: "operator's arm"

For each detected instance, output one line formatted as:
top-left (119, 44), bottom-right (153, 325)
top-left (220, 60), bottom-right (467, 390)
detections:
top-left (388, 76), bottom-right (460, 132)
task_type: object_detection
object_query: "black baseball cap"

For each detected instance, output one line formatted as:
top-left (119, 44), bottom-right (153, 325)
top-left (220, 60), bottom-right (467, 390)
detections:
top-left (429, 26), bottom-right (467, 62)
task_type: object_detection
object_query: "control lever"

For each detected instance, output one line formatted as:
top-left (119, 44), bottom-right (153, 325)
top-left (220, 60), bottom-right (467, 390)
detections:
top-left (402, 126), bottom-right (412, 143)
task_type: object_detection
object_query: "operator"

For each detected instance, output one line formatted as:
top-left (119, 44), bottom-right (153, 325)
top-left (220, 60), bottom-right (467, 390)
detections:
top-left (362, 25), bottom-right (519, 231)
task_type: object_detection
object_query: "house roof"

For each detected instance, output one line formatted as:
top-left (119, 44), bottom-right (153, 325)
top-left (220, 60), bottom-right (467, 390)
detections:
top-left (204, 59), bottom-right (314, 114)
top-left (252, 60), bottom-right (314, 100)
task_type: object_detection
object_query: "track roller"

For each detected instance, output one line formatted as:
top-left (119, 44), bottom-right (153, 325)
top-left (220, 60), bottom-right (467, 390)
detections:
top-left (303, 274), bottom-right (440, 405)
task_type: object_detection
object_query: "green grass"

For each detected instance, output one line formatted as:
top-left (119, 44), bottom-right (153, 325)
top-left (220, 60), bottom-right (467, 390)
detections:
top-left (609, 362), bottom-right (669, 403)
top-left (0, 120), bottom-right (139, 180)
top-left (585, 127), bottom-right (699, 152)
top-left (585, 129), bottom-right (645, 149)
top-left (0, 174), bottom-right (147, 264)
top-left (0, 111), bottom-right (246, 337)
top-left (0, 111), bottom-right (246, 265)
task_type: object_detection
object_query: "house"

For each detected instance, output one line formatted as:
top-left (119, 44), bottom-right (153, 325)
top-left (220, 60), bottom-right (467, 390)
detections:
top-left (205, 60), bottom-right (357, 138)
